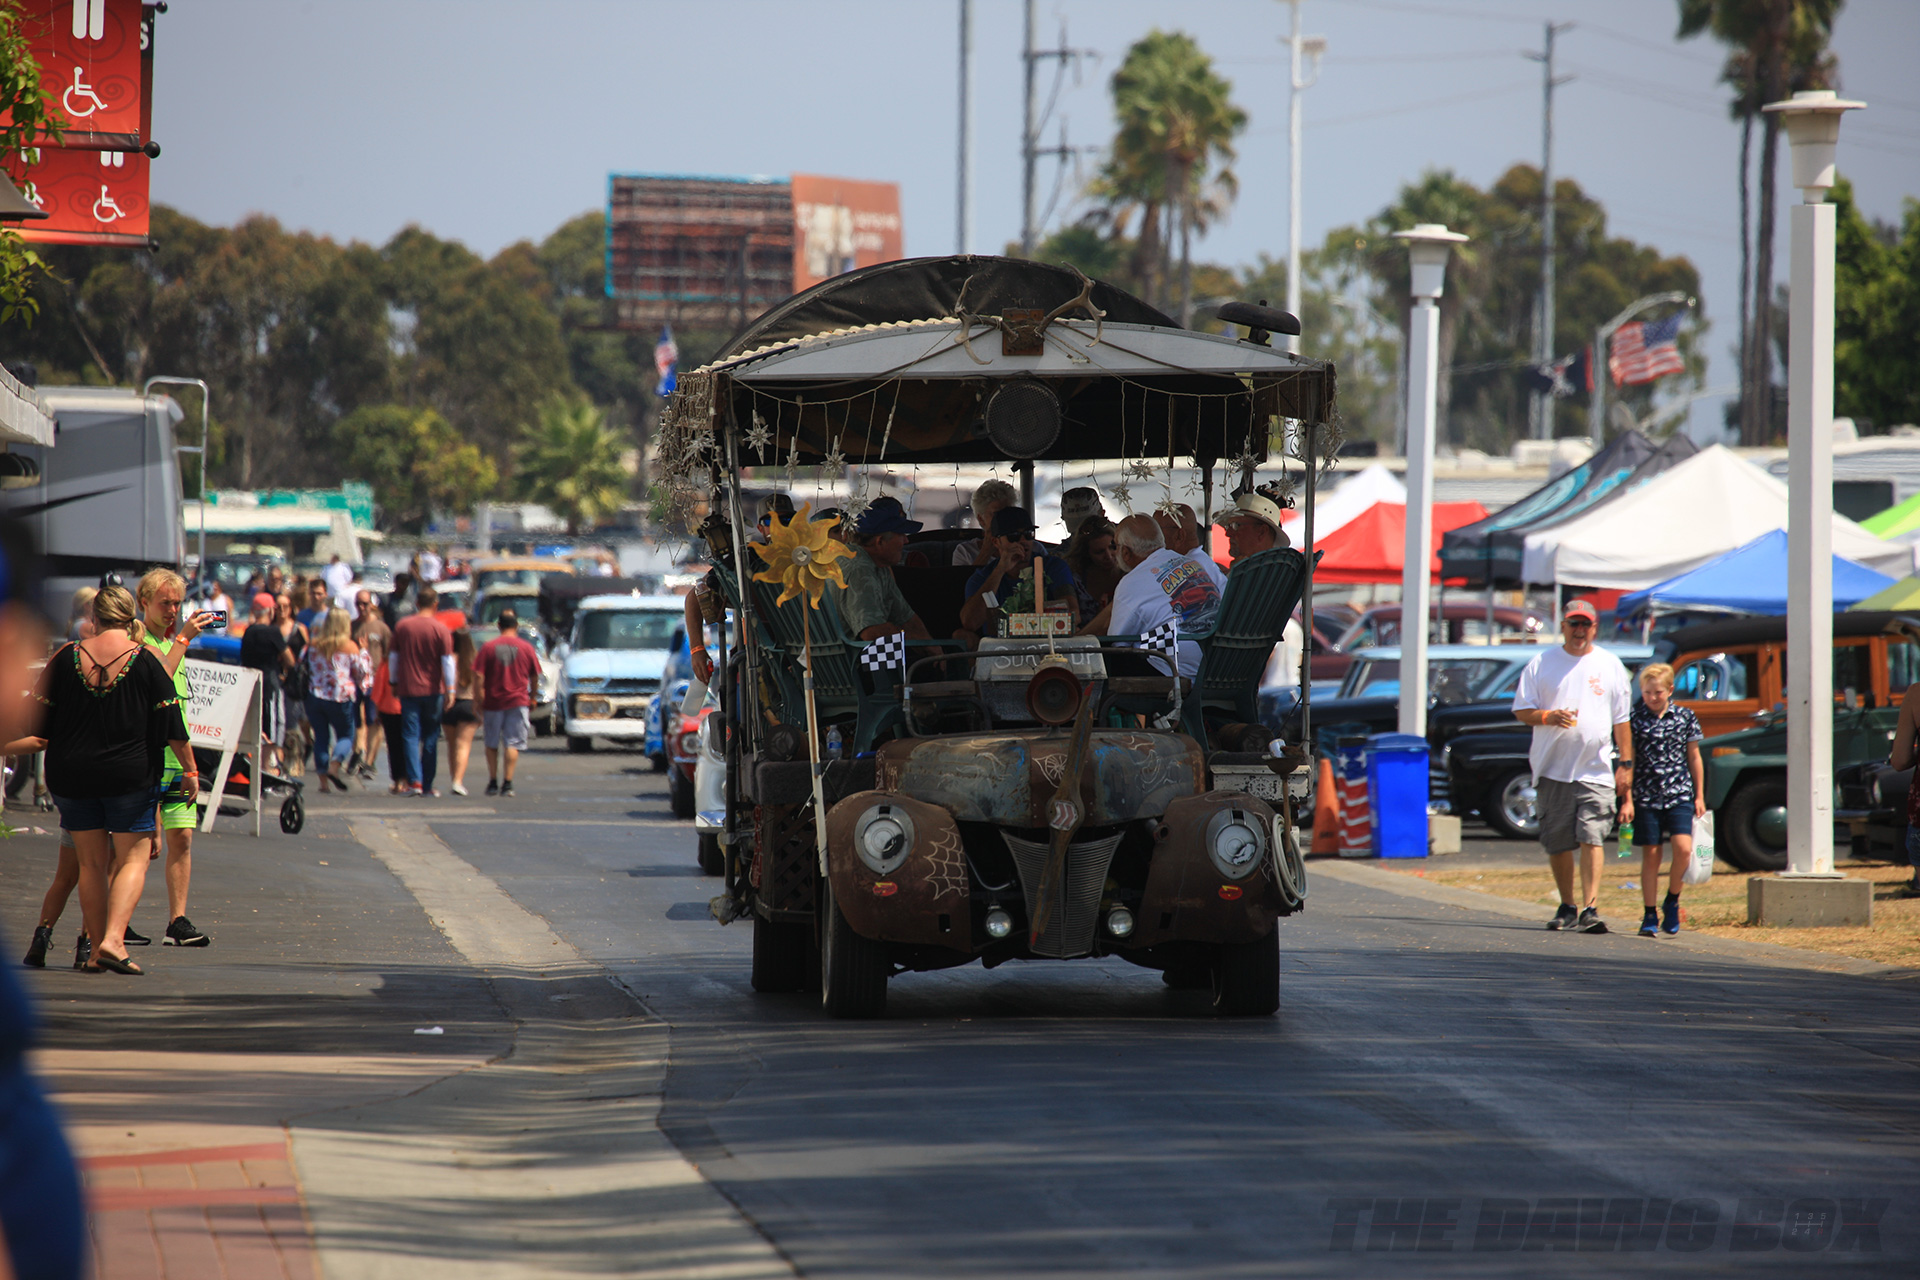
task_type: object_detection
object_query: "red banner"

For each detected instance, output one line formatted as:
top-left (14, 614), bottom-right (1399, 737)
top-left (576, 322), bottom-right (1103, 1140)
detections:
top-left (1, 0), bottom-right (146, 150)
top-left (8, 146), bottom-right (149, 244)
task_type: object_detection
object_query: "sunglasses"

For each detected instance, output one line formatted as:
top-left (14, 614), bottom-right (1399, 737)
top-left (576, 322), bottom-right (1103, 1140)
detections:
top-left (1565, 618), bottom-right (1594, 627)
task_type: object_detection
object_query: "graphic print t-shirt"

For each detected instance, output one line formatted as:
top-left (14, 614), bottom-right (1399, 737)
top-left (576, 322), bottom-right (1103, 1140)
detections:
top-left (1512, 646), bottom-right (1631, 784)
top-left (1108, 549), bottom-right (1222, 679)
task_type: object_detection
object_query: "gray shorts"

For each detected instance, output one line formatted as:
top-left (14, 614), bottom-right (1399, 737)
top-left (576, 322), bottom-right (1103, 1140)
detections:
top-left (483, 706), bottom-right (530, 750)
top-left (1536, 776), bottom-right (1616, 853)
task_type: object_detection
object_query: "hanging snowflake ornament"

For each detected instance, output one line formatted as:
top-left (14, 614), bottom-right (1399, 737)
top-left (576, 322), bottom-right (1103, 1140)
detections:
top-left (752, 504), bottom-right (851, 609)
top-left (1154, 494), bottom-right (1185, 521)
top-left (745, 411), bottom-right (772, 461)
top-left (842, 487), bottom-right (873, 529)
top-left (821, 439), bottom-right (848, 474)
top-left (784, 435), bottom-right (801, 490)
top-left (1109, 478), bottom-right (1132, 510)
top-left (1127, 457), bottom-right (1157, 483)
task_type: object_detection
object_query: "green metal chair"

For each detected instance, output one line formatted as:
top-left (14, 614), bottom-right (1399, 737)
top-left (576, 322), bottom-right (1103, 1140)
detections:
top-left (749, 577), bottom-right (905, 751)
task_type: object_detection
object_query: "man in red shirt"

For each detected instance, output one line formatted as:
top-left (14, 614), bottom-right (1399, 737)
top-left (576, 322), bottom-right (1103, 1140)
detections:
top-left (389, 585), bottom-right (455, 796)
top-left (477, 610), bottom-right (541, 797)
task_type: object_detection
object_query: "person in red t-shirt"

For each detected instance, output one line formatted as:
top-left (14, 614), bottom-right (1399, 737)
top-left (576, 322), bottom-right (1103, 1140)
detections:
top-left (388, 585), bottom-right (455, 795)
top-left (477, 610), bottom-right (541, 796)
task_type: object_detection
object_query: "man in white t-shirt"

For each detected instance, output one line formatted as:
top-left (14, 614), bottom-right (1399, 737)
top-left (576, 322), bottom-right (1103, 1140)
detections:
top-left (1153, 503), bottom-right (1227, 593)
top-left (1081, 515), bottom-right (1220, 679)
top-left (322, 554), bottom-right (355, 606)
top-left (1512, 598), bottom-right (1633, 934)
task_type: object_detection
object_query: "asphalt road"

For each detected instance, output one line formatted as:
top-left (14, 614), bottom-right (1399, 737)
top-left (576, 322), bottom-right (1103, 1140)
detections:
top-left (430, 745), bottom-right (1920, 1277)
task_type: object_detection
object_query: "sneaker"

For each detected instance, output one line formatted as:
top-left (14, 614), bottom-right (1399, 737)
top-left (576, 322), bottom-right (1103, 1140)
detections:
top-left (72, 933), bottom-right (91, 971)
top-left (22, 925), bottom-right (51, 968)
top-left (164, 916), bottom-right (210, 947)
top-left (450, 782), bottom-right (468, 797)
top-left (1546, 904), bottom-right (1579, 931)
top-left (499, 780), bottom-right (514, 797)
top-left (1576, 907), bottom-right (1609, 934)
top-left (1638, 908), bottom-right (1659, 938)
top-left (421, 788), bottom-right (440, 798)
top-left (404, 782), bottom-right (423, 796)
top-left (347, 750), bottom-right (364, 773)
top-left (123, 925), bottom-right (151, 947)
top-left (484, 779), bottom-right (499, 797)
top-left (1661, 896), bottom-right (1681, 935)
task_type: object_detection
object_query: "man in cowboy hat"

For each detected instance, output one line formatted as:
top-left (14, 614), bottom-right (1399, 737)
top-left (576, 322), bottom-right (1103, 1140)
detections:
top-left (1218, 490), bottom-right (1292, 563)
top-left (837, 497), bottom-right (931, 643)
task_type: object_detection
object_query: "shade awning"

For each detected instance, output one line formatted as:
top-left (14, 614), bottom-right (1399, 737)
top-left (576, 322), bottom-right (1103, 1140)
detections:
top-left (1311, 500), bottom-right (1490, 584)
top-left (1618, 530), bottom-right (1896, 616)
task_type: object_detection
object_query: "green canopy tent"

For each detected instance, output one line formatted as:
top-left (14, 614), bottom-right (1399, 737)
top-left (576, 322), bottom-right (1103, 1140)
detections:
top-left (1861, 491), bottom-right (1920, 539)
top-left (1849, 574), bottom-right (1920, 612)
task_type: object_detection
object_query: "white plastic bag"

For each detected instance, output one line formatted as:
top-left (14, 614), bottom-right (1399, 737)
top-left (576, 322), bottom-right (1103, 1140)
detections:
top-left (1684, 811), bottom-right (1715, 885)
top-left (679, 677), bottom-right (708, 717)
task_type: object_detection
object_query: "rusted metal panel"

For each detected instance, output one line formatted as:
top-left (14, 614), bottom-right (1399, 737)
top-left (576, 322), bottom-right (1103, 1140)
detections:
top-left (1127, 791), bottom-right (1284, 948)
top-left (875, 730), bottom-right (1201, 827)
top-left (825, 791), bottom-right (973, 953)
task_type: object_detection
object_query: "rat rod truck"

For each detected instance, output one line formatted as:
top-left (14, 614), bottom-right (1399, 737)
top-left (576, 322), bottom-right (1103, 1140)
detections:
top-left (658, 256), bottom-right (1338, 1018)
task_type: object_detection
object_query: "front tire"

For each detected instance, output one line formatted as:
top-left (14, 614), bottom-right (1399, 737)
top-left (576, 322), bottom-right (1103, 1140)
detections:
top-left (668, 768), bottom-right (695, 819)
top-left (820, 875), bottom-right (888, 1018)
top-left (566, 735), bottom-right (594, 754)
top-left (1719, 775), bottom-right (1789, 872)
top-left (1211, 928), bottom-right (1279, 1016)
top-left (751, 913), bottom-right (810, 993)
top-left (697, 832), bottom-right (723, 875)
top-left (1483, 768), bottom-right (1540, 841)
top-left (650, 752), bottom-right (669, 774)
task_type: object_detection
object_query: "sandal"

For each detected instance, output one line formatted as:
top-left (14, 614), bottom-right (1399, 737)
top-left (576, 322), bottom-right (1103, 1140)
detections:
top-left (92, 951), bottom-right (143, 975)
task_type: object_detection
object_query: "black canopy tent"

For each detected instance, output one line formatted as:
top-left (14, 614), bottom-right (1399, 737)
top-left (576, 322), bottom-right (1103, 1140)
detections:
top-left (1440, 430), bottom-right (1665, 589)
top-left (660, 256), bottom-right (1338, 475)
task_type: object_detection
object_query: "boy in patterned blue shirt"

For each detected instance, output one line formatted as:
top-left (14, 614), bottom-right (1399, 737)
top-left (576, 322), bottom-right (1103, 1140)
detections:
top-left (1619, 663), bottom-right (1706, 936)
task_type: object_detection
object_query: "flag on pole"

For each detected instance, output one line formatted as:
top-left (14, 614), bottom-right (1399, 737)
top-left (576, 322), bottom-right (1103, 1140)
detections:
top-left (859, 631), bottom-right (907, 674)
top-left (1608, 313), bottom-right (1686, 387)
top-left (655, 327), bottom-right (679, 397)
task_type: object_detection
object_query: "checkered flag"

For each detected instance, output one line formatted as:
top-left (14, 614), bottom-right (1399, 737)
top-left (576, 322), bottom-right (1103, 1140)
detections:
top-left (860, 631), bottom-right (908, 674)
top-left (1141, 618), bottom-right (1180, 660)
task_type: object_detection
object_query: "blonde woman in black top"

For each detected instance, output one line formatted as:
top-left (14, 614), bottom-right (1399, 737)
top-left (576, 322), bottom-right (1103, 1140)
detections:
top-left (32, 586), bottom-right (190, 975)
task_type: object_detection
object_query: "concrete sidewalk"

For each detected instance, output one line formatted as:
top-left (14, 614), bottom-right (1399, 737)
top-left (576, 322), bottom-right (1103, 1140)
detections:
top-left (4, 775), bottom-right (788, 1278)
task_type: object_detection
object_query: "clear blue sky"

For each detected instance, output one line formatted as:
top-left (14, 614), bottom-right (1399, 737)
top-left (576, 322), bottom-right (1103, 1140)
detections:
top-left (152, 0), bottom-right (1918, 437)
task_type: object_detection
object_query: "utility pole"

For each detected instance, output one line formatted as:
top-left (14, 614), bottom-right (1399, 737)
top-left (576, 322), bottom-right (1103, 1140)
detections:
top-left (1524, 21), bottom-right (1573, 440)
top-left (1282, 1), bottom-right (1325, 354)
top-left (957, 0), bottom-right (972, 255)
top-left (1020, 2), bottom-right (1093, 257)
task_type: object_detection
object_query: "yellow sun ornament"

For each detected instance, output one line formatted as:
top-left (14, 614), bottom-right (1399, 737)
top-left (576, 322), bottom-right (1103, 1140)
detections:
top-left (753, 503), bottom-right (851, 608)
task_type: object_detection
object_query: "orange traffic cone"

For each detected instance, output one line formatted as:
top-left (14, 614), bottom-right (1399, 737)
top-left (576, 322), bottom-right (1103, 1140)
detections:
top-left (1310, 754), bottom-right (1339, 855)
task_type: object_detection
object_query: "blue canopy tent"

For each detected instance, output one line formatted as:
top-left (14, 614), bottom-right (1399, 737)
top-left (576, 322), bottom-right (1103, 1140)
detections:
top-left (1617, 529), bottom-right (1895, 617)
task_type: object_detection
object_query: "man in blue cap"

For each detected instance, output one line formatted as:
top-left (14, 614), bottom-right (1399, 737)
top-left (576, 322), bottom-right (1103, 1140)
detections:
top-left (839, 497), bottom-right (931, 643)
top-left (959, 505), bottom-right (1079, 636)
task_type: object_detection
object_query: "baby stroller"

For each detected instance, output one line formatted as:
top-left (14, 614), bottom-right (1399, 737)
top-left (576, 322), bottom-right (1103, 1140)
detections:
top-left (193, 744), bottom-right (307, 834)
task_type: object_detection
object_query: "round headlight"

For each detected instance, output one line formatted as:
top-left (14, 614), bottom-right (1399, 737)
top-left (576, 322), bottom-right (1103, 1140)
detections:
top-left (1106, 906), bottom-right (1135, 937)
top-left (985, 908), bottom-right (1013, 939)
top-left (852, 804), bottom-right (914, 875)
top-left (1205, 807), bottom-right (1268, 881)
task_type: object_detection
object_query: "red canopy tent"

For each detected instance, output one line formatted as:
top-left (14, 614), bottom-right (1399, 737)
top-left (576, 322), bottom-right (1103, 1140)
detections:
top-left (1310, 501), bottom-right (1490, 584)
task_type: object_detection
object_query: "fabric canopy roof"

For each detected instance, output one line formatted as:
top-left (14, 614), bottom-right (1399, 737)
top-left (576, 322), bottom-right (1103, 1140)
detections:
top-left (1861, 490), bottom-right (1920, 540)
top-left (1847, 573), bottom-right (1920, 612)
top-left (1277, 463), bottom-right (1405, 536)
top-left (1438, 430), bottom-right (1663, 588)
top-left (1312, 500), bottom-right (1489, 584)
top-left (1617, 530), bottom-right (1895, 616)
top-left (1521, 444), bottom-right (1913, 588)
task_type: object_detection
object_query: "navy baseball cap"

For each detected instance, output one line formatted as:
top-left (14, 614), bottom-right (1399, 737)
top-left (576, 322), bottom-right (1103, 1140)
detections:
top-left (990, 506), bottom-right (1037, 537)
top-left (855, 496), bottom-right (923, 538)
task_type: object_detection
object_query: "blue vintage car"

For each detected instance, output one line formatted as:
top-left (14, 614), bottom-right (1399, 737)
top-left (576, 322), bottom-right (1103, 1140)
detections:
top-left (643, 628), bottom-right (695, 770)
top-left (558, 595), bottom-right (687, 753)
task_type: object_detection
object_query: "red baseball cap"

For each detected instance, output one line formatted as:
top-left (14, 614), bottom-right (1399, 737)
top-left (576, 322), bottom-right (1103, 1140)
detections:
top-left (1564, 599), bottom-right (1598, 622)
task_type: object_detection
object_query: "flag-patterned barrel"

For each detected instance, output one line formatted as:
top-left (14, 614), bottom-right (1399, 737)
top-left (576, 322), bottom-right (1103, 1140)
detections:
top-left (1335, 737), bottom-right (1373, 858)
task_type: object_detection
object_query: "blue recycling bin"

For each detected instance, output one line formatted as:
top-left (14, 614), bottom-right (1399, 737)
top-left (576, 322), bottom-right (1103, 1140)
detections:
top-left (1367, 732), bottom-right (1430, 859)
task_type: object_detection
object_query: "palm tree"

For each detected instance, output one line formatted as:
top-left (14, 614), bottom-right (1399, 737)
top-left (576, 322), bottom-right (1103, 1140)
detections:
top-left (1097, 31), bottom-right (1246, 322)
top-left (514, 396), bottom-right (632, 534)
top-left (1679, 0), bottom-right (1843, 445)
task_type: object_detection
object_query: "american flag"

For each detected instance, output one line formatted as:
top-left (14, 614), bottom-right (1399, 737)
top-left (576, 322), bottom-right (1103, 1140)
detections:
top-left (1608, 313), bottom-right (1686, 387)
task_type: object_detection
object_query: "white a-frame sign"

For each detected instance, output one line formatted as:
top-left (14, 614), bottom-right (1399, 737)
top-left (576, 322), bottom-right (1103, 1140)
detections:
top-left (180, 658), bottom-right (263, 836)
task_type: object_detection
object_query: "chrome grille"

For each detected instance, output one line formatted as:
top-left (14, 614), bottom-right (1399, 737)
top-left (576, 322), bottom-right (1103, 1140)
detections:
top-left (604, 678), bottom-right (658, 696)
top-left (999, 830), bottom-right (1126, 958)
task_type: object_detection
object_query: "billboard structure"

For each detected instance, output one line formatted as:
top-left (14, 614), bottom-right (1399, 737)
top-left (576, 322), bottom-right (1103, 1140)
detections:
top-left (606, 172), bottom-right (902, 332)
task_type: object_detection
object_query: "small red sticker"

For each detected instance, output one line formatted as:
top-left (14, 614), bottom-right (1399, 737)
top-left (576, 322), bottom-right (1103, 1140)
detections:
top-left (1218, 884), bottom-right (1243, 900)
top-left (871, 881), bottom-right (899, 897)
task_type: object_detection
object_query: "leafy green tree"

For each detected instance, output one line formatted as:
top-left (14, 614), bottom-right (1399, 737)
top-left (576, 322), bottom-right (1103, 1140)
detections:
top-left (0, 0), bottom-right (60, 326)
top-left (1832, 178), bottom-right (1920, 431)
top-left (1095, 31), bottom-right (1246, 322)
top-left (335, 404), bottom-right (497, 532)
top-left (514, 396), bottom-right (631, 534)
top-left (1679, 0), bottom-right (1845, 445)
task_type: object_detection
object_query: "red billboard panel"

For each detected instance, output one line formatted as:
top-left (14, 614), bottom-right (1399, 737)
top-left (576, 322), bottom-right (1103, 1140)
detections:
top-left (8, 146), bottom-right (149, 245)
top-left (606, 175), bottom-right (796, 331)
top-left (0, 0), bottom-right (146, 150)
top-left (789, 174), bottom-right (903, 294)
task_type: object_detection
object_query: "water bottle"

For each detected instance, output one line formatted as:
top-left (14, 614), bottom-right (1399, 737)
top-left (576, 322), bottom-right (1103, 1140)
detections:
top-left (1617, 818), bottom-right (1633, 855)
top-left (825, 726), bottom-right (843, 761)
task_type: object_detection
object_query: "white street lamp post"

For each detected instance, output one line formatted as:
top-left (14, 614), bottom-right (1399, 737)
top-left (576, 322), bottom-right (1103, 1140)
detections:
top-left (1769, 89), bottom-right (1863, 883)
top-left (1281, 1), bottom-right (1324, 355)
top-left (1393, 223), bottom-right (1467, 738)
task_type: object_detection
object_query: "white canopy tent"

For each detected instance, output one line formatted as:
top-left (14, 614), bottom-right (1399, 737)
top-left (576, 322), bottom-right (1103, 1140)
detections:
top-left (1521, 443), bottom-right (1913, 589)
top-left (1277, 462), bottom-right (1405, 539)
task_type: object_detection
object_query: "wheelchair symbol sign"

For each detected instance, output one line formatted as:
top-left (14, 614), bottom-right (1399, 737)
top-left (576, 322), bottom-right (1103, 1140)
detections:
top-left (62, 67), bottom-right (109, 119)
top-left (92, 184), bottom-right (127, 223)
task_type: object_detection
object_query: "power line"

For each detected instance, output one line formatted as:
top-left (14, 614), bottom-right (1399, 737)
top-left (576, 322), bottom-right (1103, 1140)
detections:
top-left (1254, 80), bottom-right (1530, 132)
